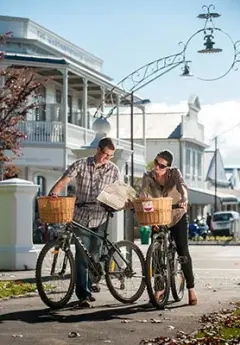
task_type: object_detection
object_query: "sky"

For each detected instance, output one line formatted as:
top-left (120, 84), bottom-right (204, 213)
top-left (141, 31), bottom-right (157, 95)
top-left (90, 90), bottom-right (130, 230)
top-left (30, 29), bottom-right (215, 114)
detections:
top-left (1, 0), bottom-right (240, 164)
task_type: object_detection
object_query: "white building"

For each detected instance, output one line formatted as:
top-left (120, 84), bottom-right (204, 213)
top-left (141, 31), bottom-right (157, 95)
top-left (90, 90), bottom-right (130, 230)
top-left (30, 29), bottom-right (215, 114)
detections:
top-left (110, 95), bottom-right (238, 220)
top-left (0, 15), bottom-right (147, 242)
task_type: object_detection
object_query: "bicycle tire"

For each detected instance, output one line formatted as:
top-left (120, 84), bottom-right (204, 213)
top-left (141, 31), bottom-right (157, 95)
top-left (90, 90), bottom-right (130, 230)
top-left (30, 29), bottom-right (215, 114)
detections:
top-left (105, 240), bottom-right (145, 304)
top-left (36, 240), bottom-right (76, 309)
top-left (145, 241), bottom-right (170, 309)
top-left (170, 248), bottom-right (185, 302)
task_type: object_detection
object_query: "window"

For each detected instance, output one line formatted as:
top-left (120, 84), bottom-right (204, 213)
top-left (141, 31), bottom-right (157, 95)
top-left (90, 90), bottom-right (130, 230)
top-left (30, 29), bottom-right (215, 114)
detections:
top-left (77, 98), bottom-right (83, 126)
top-left (56, 90), bottom-right (62, 121)
top-left (68, 95), bottom-right (72, 123)
top-left (56, 90), bottom-right (61, 104)
top-left (197, 152), bottom-right (202, 178)
top-left (192, 151), bottom-right (196, 180)
top-left (34, 176), bottom-right (46, 196)
top-left (186, 149), bottom-right (191, 175)
top-left (35, 86), bottom-right (46, 121)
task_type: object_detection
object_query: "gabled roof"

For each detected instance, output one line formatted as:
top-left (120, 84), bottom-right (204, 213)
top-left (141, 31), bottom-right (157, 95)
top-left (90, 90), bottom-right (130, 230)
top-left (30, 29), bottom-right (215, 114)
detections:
top-left (188, 94), bottom-right (201, 112)
top-left (204, 149), bottom-right (229, 186)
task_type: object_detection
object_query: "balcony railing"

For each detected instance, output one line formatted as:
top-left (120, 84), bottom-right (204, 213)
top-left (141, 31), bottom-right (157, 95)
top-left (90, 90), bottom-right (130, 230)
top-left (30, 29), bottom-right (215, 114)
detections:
top-left (17, 121), bottom-right (145, 160)
top-left (18, 121), bottom-right (64, 143)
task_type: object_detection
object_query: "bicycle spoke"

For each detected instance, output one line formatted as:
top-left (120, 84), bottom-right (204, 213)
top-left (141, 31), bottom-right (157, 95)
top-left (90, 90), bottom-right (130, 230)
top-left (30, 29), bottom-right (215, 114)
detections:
top-left (36, 240), bottom-right (75, 309)
top-left (105, 240), bottom-right (145, 303)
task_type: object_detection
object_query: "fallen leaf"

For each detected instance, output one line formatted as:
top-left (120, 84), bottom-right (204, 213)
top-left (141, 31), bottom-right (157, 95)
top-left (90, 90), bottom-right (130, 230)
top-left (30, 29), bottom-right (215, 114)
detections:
top-left (68, 332), bottom-right (80, 338)
top-left (168, 325), bottom-right (175, 330)
top-left (150, 319), bottom-right (162, 323)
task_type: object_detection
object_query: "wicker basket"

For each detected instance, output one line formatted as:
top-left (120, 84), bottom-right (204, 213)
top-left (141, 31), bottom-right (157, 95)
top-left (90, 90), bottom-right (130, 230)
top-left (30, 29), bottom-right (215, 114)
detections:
top-left (37, 196), bottom-right (76, 224)
top-left (133, 197), bottom-right (173, 226)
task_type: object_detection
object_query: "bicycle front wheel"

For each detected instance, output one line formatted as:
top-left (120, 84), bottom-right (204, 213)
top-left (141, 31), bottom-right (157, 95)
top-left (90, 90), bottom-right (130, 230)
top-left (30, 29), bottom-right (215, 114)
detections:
top-left (105, 240), bottom-right (145, 304)
top-left (145, 241), bottom-right (170, 309)
top-left (35, 240), bottom-right (75, 309)
top-left (170, 248), bottom-right (185, 302)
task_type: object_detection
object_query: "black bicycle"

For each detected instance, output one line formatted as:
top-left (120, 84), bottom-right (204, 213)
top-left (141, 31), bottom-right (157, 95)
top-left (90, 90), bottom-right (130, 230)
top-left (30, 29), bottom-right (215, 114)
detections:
top-left (145, 204), bottom-right (186, 309)
top-left (35, 202), bottom-right (146, 309)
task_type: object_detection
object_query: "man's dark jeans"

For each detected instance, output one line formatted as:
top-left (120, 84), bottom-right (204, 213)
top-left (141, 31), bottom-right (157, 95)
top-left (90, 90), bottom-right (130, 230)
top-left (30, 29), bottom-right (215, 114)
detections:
top-left (75, 222), bottom-right (106, 299)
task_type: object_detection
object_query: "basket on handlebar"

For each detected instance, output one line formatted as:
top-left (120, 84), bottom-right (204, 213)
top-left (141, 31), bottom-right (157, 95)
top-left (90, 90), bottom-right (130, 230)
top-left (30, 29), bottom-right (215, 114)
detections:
top-left (37, 196), bottom-right (76, 223)
top-left (133, 197), bottom-right (173, 226)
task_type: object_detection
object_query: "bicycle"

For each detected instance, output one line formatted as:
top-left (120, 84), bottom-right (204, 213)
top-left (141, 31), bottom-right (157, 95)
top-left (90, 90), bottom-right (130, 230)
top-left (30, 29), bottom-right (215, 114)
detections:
top-left (145, 204), bottom-right (186, 309)
top-left (35, 201), bottom-right (146, 309)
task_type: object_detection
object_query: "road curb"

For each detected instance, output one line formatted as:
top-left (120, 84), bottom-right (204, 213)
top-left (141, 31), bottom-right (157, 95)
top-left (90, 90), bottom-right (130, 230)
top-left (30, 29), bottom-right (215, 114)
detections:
top-left (189, 241), bottom-right (240, 246)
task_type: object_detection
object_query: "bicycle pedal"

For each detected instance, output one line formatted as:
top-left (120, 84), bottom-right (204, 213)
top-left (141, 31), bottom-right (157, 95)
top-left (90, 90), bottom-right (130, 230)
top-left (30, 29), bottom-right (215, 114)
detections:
top-left (178, 256), bottom-right (188, 264)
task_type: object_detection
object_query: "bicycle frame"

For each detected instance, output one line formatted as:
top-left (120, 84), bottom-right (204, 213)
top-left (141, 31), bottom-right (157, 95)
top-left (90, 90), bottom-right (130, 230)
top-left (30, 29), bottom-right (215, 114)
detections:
top-left (58, 212), bottom-right (134, 279)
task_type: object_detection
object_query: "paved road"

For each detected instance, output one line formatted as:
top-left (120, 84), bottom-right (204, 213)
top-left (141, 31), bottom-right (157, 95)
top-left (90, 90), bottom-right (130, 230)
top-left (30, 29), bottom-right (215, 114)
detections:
top-left (0, 244), bottom-right (240, 345)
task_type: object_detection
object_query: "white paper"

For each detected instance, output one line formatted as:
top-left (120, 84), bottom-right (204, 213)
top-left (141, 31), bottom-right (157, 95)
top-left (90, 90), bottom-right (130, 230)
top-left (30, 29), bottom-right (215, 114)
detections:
top-left (97, 181), bottom-right (137, 210)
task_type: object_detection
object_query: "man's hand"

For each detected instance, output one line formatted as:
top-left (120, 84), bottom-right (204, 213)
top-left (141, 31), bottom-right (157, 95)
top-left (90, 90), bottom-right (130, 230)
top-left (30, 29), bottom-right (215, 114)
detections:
top-left (123, 199), bottom-right (134, 209)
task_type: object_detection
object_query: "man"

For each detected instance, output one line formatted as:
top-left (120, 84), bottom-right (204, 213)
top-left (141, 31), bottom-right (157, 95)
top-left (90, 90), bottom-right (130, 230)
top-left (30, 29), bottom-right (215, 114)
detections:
top-left (48, 137), bottom-right (120, 308)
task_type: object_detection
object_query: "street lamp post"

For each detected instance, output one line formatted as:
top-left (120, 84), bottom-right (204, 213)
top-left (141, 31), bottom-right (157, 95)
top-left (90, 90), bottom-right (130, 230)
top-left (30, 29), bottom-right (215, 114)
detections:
top-left (214, 136), bottom-right (218, 212)
top-left (130, 91), bottom-right (134, 188)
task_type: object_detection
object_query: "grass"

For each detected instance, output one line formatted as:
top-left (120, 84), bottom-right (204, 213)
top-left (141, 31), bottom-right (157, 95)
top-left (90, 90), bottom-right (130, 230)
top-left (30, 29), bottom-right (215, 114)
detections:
top-left (192, 303), bottom-right (240, 344)
top-left (0, 280), bottom-right (53, 299)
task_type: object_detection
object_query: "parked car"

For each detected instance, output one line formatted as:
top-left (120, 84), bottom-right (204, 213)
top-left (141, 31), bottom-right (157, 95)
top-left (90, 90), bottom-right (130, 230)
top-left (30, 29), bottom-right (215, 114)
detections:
top-left (212, 211), bottom-right (240, 237)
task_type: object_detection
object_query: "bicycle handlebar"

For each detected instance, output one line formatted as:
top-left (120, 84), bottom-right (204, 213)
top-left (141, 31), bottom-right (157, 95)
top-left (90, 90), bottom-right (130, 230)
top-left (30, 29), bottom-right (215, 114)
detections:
top-left (75, 201), bottom-right (116, 213)
top-left (172, 204), bottom-right (184, 209)
top-left (75, 202), bottom-right (183, 212)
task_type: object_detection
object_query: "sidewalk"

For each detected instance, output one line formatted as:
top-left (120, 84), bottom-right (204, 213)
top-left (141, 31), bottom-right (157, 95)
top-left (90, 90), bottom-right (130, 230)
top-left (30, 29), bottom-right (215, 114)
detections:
top-left (0, 241), bottom-right (148, 282)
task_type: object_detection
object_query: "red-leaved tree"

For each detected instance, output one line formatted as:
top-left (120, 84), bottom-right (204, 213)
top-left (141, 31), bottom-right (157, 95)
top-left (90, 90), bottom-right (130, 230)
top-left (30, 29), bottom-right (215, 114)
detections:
top-left (0, 32), bottom-right (43, 179)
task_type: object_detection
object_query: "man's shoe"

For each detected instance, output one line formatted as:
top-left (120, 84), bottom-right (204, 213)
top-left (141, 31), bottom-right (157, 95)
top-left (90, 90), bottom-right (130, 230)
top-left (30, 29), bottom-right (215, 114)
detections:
top-left (88, 295), bottom-right (96, 302)
top-left (78, 299), bottom-right (91, 308)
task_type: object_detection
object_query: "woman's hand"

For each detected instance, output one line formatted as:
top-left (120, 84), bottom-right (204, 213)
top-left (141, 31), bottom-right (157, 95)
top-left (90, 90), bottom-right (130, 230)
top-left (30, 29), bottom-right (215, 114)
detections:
top-left (178, 200), bottom-right (188, 208)
top-left (139, 192), bottom-right (150, 198)
top-left (48, 192), bottom-right (58, 198)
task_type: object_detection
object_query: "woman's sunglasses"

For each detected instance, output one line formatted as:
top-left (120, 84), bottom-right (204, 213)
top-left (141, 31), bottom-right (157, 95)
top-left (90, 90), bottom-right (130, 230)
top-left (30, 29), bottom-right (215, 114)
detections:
top-left (154, 159), bottom-right (168, 169)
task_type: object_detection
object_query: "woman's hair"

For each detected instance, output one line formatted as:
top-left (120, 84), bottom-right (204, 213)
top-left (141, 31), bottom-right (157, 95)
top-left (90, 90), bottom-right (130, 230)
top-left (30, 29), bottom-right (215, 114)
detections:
top-left (156, 150), bottom-right (174, 166)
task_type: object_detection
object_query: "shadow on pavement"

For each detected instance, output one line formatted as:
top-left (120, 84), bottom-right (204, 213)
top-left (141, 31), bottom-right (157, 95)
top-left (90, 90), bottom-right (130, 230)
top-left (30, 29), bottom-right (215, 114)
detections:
top-left (0, 301), bottom-right (165, 324)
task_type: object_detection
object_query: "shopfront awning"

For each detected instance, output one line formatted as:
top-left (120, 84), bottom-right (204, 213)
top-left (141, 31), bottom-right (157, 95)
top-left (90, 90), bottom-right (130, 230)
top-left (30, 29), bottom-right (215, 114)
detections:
top-left (188, 187), bottom-right (238, 205)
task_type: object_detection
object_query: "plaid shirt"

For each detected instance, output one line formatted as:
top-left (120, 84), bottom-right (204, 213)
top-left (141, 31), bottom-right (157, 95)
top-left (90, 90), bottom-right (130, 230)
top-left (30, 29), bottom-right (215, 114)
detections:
top-left (141, 168), bottom-right (188, 227)
top-left (64, 157), bottom-right (120, 228)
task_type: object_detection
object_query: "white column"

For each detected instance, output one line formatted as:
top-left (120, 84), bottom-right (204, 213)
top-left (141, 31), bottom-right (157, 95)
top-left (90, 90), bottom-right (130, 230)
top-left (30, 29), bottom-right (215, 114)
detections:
top-left (83, 79), bottom-right (88, 143)
top-left (63, 69), bottom-right (68, 195)
top-left (100, 87), bottom-right (106, 114)
top-left (83, 78), bottom-right (88, 126)
top-left (0, 178), bottom-right (39, 270)
top-left (116, 94), bottom-right (120, 143)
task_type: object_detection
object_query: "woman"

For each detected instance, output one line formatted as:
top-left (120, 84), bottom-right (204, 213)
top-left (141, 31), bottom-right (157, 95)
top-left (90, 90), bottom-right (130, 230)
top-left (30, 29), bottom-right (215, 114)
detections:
top-left (140, 150), bottom-right (197, 306)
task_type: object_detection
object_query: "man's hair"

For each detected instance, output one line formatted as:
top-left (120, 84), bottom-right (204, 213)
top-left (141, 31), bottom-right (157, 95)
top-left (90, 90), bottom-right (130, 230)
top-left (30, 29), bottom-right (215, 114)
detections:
top-left (156, 150), bottom-right (174, 166)
top-left (98, 137), bottom-right (115, 151)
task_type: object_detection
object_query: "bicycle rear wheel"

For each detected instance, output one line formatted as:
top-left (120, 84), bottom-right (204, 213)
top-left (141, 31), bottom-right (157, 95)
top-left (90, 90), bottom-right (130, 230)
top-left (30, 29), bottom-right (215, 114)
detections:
top-left (36, 239), bottom-right (75, 309)
top-left (145, 241), bottom-right (170, 309)
top-left (105, 240), bottom-right (145, 304)
top-left (170, 248), bottom-right (185, 302)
